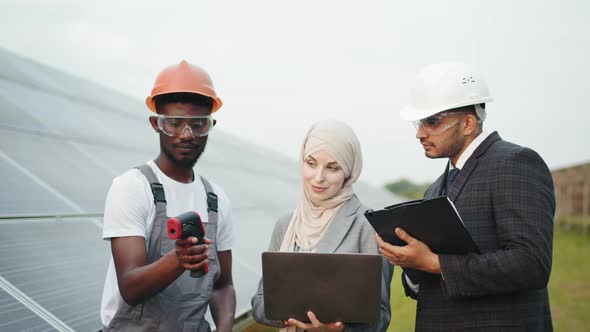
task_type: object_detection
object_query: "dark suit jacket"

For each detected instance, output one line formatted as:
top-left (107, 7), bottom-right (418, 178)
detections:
top-left (251, 195), bottom-right (393, 332)
top-left (406, 131), bottom-right (555, 331)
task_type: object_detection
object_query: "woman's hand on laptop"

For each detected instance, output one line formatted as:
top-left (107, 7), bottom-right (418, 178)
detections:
top-left (284, 311), bottom-right (344, 331)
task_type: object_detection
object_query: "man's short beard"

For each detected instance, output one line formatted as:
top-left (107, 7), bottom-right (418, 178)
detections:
top-left (161, 143), bottom-right (205, 169)
top-left (440, 126), bottom-right (465, 159)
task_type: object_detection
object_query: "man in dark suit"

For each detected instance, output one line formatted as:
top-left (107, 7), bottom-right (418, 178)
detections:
top-left (377, 62), bottom-right (555, 331)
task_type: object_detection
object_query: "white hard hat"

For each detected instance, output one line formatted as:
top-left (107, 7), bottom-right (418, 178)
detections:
top-left (400, 62), bottom-right (493, 121)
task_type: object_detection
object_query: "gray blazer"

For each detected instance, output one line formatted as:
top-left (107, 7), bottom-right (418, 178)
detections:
top-left (406, 131), bottom-right (555, 331)
top-left (251, 195), bottom-right (392, 332)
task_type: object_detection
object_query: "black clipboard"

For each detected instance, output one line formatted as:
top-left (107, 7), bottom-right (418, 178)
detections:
top-left (364, 196), bottom-right (479, 283)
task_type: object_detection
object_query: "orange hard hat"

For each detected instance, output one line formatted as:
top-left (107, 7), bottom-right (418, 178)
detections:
top-left (146, 60), bottom-right (223, 113)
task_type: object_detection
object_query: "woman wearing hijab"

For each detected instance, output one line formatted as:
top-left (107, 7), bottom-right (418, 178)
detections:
top-left (251, 120), bottom-right (392, 332)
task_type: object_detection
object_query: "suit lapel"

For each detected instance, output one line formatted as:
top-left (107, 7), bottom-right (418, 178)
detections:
top-left (315, 195), bottom-right (361, 253)
top-left (433, 162), bottom-right (450, 197)
top-left (447, 131), bottom-right (501, 201)
top-left (426, 174), bottom-right (445, 199)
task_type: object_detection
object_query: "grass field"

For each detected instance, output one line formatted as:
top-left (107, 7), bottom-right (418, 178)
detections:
top-left (547, 226), bottom-right (590, 331)
top-left (244, 226), bottom-right (590, 332)
top-left (556, 216), bottom-right (590, 233)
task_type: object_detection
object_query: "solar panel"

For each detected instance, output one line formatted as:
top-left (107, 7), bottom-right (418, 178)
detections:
top-left (0, 46), bottom-right (401, 331)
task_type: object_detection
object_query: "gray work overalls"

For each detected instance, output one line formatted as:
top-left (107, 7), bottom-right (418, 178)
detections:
top-left (105, 164), bottom-right (220, 332)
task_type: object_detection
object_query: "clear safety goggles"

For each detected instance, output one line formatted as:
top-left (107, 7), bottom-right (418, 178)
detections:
top-left (412, 111), bottom-right (462, 135)
top-left (156, 115), bottom-right (215, 137)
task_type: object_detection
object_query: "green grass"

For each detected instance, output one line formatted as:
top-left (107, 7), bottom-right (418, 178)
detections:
top-left (556, 216), bottom-right (590, 231)
top-left (244, 227), bottom-right (590, 332)
top-left (386, 268), bottom-right (416, 331)
top-left (548, 226), bottom-right (590, 331)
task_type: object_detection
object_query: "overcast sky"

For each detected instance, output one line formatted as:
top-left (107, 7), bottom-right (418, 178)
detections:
top-left (1, 0), bottom-right (589, 187)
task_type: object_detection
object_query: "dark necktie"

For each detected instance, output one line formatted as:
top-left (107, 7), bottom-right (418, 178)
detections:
top-left (445, 168), bottom-right (460, 194)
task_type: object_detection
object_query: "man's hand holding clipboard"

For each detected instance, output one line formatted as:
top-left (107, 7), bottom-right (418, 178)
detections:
top-left (365, 196), bottom-right (479, 283)
top-left (375, 227), bottom-right (443, 274)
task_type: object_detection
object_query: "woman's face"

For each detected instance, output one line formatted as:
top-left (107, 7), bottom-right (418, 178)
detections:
top-left (302, 150), bottom-right (346, 202)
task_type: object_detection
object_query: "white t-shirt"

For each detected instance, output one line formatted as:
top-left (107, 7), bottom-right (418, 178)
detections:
top-left (100, 161), bottom-right (235, 327)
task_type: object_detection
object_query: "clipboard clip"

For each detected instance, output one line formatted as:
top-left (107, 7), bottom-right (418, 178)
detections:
top-left (384, 198), bottom-right (423, 210)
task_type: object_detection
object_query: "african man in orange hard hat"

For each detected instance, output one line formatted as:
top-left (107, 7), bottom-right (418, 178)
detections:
top-left (100, 60), bottom-right (236, 332)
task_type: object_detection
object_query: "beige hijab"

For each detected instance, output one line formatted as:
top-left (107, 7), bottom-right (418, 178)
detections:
top-left (279, 120), bottom-right (363, 253)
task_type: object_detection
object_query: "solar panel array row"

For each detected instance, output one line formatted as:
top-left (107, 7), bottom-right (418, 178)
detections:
top-left (0, 47), bottom-right (399, 331)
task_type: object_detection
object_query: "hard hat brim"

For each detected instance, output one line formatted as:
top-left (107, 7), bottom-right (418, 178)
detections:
top-left (146, 92), bottom-right (223, 113)
top-left (400, 97), bottom-right (493, 121)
